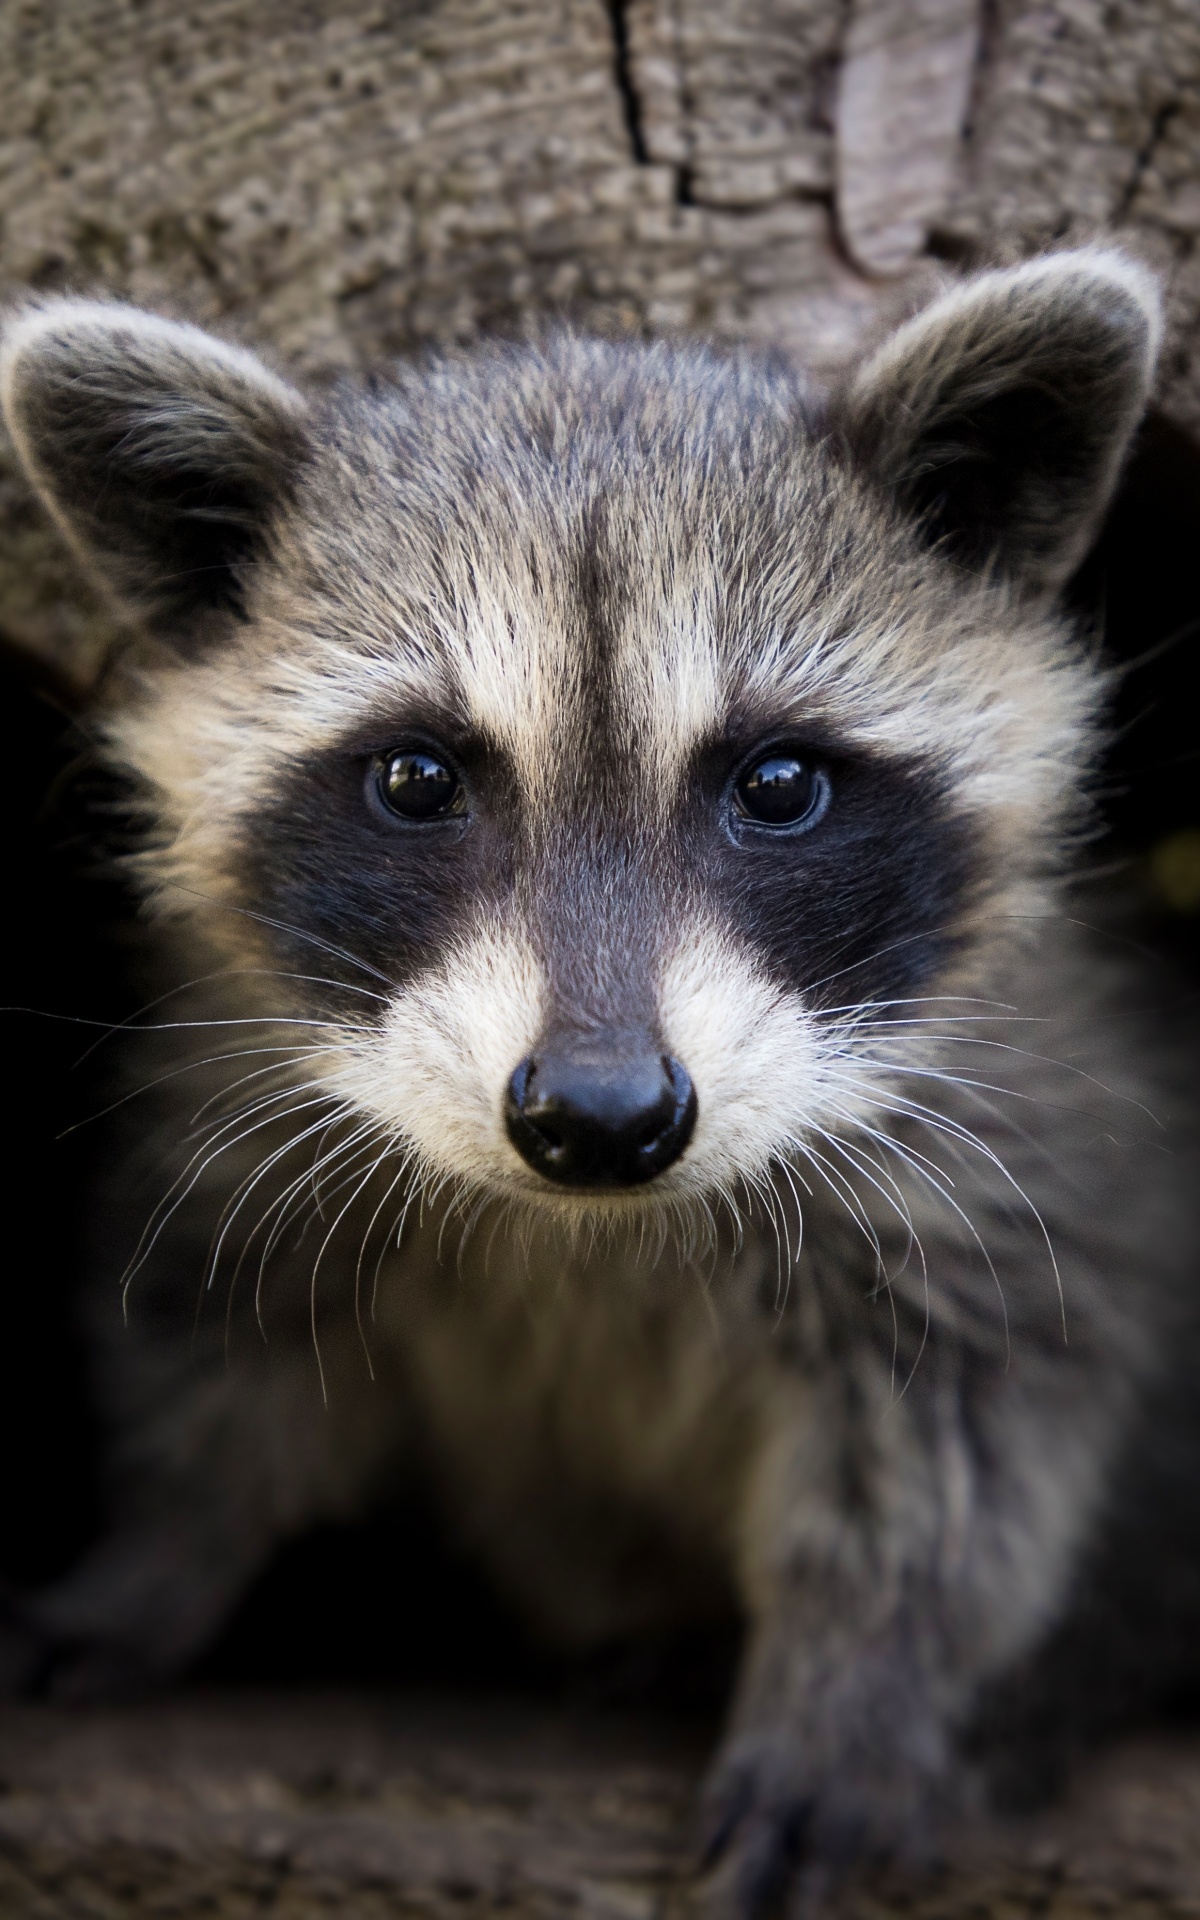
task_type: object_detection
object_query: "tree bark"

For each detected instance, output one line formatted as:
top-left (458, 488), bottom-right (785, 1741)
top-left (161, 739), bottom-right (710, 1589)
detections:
top-left (0, 0), bottom-right (1197, 690)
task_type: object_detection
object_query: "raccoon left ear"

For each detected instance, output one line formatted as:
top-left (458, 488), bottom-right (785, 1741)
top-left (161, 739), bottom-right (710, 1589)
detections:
top-left (0, 300), bottom-right (310, 638)
top-left (842, 250), bottom-right (1162, 593)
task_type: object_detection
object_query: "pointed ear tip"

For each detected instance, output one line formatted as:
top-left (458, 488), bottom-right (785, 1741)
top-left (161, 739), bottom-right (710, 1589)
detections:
top-left (0, 299), bottom-right (164, 425)
top-left (1010, 246), bottom-right (1163, 350)
top-left (0, 301), bottom-right (138, 450)
top-left (919, 249), bottom-right (1164, 361)
top-left (0, 297), bottom-right (306, 424)
top-left (1, 295), bottom-right (145, 365)
top-left (849, 248), bottom-right (1164, 414)
top-left (0, 299), bottom-right (75, 407)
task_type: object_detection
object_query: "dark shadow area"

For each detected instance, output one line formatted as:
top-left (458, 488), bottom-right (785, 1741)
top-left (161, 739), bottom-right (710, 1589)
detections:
top-left (0, 647), bottom-right (113, 1588)
top-left (1067, 408), bottom-right (1200, 964)
top-left (193, 1499), bottom-right (740, 1716)
top-left (0, 403), bottom-right (1198, 1720)
top-left (1073, 410), bottom-right (1200, 846)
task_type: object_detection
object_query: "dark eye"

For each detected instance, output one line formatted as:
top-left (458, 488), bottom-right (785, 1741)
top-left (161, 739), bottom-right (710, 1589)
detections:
top-left (734, 751), bottom-right (828, 829)
top-left (374, 747), bottom-right (464, 821)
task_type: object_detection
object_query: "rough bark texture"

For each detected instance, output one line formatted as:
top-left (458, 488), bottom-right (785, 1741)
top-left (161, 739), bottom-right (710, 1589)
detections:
top-left (0, 0), bottom-right (1197, 689)
top-left (1, 1697), bottom-right (1200, 1920)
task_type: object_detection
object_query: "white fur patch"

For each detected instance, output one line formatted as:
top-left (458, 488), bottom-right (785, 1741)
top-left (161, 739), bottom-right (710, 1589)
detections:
top-left (325, 916), bottom-right (545, 1194)
top-left (615, 546), bottom-right (726, 797)
top-left (658, 918), bottom-right (835, 1199)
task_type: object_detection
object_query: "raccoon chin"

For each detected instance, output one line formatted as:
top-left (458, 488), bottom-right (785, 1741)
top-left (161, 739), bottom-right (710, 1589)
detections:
top-left (463, 1178), bottom-right (739, 1272)
top-left (356, 1125), bottom-right (739, 1266)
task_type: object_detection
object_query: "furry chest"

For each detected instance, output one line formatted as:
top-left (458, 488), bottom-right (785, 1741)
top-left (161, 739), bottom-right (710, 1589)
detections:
top-left (371, 1222), bottom-right (777, 1641)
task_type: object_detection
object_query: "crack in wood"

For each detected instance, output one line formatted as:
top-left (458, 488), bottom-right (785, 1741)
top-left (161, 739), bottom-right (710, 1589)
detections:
top-left (1116, 100), bottom-right (1180, 225)
top-left (606, 0), bottom-right (651, 166)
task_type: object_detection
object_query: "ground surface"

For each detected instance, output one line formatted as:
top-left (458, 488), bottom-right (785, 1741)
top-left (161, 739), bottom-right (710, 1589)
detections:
top-left (0, 1694), bottom-right (1199, 1919)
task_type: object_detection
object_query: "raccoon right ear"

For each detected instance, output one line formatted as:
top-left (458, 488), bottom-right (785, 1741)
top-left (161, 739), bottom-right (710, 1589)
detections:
top-left (841, 250), bottom-right (1162, 594)
top-left (0, 301), bottom-right (310, 636)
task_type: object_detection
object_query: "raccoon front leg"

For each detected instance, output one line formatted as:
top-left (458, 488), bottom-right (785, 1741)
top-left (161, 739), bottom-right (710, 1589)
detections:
top-left (699, 1573), bottom-right (956, 1915)
top-left (698, 1358), bottom-right (1118, 1912)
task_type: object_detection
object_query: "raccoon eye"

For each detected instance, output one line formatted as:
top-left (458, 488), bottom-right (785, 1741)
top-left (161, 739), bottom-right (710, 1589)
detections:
top-left (374, 747), bottom-right (464, 821)
top-left (734, 751), bottom-right (828, 829)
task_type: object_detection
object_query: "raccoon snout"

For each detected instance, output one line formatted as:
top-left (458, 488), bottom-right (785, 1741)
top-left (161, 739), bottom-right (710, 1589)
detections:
top-left (504, 1050), bottom-right (697, 1189)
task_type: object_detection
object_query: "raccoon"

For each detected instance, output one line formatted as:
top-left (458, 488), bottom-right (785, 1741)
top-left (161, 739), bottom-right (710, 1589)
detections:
top-left (3, 250), bottom-right (1198, 1906)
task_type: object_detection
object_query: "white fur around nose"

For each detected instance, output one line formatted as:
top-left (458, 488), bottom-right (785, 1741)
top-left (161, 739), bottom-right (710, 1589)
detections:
top-left (328, 919), bottom-right (544, 1188)
top-left (659, 919), bottom-right (843, 1197)
top-left (327, 912), bottom-right (885, 1211)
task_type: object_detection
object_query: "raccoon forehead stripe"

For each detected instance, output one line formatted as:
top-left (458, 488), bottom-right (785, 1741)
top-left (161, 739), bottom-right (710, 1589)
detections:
top-left (616, 561), bottom-right (726, 796)
top-left (441, 563), bottom-right (579, 804)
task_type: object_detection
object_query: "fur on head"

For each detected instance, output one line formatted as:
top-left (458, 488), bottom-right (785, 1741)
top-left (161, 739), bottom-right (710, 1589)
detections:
top-left (0, 252), bottom-right (1160, 1226)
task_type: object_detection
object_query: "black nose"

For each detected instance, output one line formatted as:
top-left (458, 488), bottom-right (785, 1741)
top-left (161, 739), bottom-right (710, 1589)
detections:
top-left (504, 1050), bottom-right (697, 1189)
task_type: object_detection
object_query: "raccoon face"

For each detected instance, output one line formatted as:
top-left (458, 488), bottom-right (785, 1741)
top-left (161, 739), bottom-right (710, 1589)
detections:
top-left (1, 253), bottom-right (1159, 1218)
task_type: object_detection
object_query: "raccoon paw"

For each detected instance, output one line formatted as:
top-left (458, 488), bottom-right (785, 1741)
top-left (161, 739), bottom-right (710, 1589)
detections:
top-left (695, 1725), bottom-right (946, 1918)
top-left (696, 1738), bottom-right (816, 1918)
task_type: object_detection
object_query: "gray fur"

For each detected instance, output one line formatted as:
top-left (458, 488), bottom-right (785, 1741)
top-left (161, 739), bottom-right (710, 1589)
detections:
top-left (2, 250), bottom-right (1197, 1910)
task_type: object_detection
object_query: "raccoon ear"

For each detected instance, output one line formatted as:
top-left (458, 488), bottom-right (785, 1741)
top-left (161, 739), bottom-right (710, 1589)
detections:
top-left (842, 250), bottom-right (1162, 593)
top-left (0, 301), bottom-right (310, 635)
